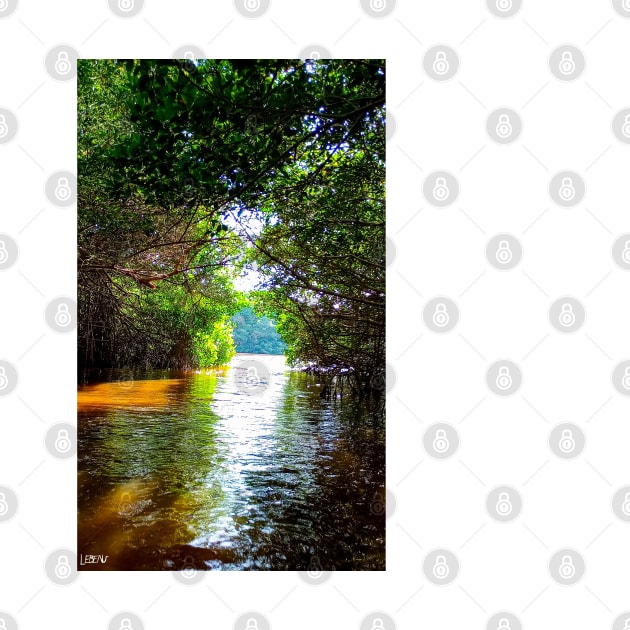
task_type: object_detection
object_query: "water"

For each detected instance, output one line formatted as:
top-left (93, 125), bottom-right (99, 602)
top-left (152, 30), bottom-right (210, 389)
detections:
top-left (77, 354), bottom-right (385, 570)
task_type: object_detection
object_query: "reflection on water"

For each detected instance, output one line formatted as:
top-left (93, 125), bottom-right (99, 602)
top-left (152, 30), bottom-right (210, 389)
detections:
top-left (78, 354), bottom-right (385, 570)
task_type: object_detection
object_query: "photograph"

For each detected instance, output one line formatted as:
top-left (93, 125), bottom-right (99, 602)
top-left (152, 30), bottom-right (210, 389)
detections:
top-left (77, 58), bottom-right (386, 571)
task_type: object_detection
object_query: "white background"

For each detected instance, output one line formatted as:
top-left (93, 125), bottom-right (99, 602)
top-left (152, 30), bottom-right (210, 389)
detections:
top-left (1, 0), bottom-right (630, 628)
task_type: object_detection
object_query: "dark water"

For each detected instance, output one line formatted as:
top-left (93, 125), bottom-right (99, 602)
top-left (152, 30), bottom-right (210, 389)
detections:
top-left (77, 354), bottom-right (385, 571)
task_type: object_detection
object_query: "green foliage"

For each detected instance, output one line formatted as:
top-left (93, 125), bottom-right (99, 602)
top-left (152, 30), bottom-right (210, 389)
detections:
top-left (231, 307), bottom-right (286, 355)
top-left (78, 58), bottom-right (385, 391)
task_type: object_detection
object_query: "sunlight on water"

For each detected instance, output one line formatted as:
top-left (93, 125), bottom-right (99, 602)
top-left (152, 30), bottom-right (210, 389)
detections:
top-left (78, 353), bottom-right (385, 570)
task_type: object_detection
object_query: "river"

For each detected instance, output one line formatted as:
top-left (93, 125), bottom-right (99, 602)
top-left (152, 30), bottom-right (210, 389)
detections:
top-left (77, 353), bottom-right (385, 571)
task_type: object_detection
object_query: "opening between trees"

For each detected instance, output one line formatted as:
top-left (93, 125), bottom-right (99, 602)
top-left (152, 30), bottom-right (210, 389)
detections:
top-left (78, 59), bottom-right (385, 398)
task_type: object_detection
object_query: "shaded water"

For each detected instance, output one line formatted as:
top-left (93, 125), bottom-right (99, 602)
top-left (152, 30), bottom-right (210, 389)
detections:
top-left (77, 354), bottom-right (385, 570)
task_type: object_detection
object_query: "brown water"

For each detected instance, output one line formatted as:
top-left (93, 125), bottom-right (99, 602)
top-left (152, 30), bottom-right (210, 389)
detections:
top-left (77, 354), bottom-right (385, 571)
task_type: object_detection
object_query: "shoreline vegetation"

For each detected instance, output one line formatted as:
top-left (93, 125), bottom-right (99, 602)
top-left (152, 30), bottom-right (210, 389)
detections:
top-left (78, 59), bottom-right (385, 401)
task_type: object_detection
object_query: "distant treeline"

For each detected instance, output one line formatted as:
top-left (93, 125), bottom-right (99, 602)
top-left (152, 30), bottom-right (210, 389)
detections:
top-left (231, 307), bottom-right (286, 355)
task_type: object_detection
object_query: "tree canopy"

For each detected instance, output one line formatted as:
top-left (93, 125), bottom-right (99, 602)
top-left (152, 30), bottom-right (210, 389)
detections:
top-left (78, 58), bottom-right (385, 395)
